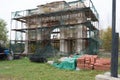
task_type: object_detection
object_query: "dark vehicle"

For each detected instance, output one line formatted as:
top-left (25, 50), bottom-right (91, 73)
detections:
top-left (0, 46), bottom-right (14, 60)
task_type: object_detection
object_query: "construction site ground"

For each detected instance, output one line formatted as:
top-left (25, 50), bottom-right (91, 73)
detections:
top-left (0, 53), bottom-right (120, 80)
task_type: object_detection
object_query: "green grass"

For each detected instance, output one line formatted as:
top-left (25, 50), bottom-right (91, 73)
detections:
top-left (0, 57), bottom-right (119, 80)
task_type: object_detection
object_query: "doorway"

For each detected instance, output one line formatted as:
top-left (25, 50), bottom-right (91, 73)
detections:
top-left (67, 39), bottom-right (76, 54)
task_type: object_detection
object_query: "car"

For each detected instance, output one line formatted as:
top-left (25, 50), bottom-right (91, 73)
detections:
top-left (0, 46), bottom-right (14, 60)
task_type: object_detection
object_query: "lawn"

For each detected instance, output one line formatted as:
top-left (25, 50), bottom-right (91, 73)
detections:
top-left (0, 57), bottom-right (119, 80)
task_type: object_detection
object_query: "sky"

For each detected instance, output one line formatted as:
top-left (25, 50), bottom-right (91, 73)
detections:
top-left (0, 0), bottom-right (120, 37)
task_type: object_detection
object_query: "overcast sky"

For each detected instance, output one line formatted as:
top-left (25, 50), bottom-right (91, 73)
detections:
top-left (0, 0), bottom-right (120, 35)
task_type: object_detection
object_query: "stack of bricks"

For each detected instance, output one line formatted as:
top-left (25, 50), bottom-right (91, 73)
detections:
top-left (77, 55), bottom-right (111, 71)
top-left (94, 58), bottom-right (111, 71)
top-left (77, 57), bottom-right (85, 69)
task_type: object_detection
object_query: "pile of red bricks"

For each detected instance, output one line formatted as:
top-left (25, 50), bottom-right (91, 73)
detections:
top-left (77, 55), bottom-right (111, 71)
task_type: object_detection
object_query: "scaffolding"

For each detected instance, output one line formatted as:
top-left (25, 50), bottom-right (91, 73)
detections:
top-left (10, 0), bottom-right (100, 57)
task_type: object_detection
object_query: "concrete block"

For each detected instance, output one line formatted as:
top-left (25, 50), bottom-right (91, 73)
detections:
top-left (47, 61), bottom-right (54, 65)
top-left (95, 74), bottom-right (110, 80)
top-left (95, 73), bottom-right (120, 80)
top-left (104, 72), bottom-right (120, 78)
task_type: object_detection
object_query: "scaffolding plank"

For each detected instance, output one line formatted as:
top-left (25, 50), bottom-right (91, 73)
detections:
top-left (11, 21), bottom-right (98, 32)
top-left (13, 18), bottom-right (27, 23)
top-left (12, 29), bottom-right (26, 33)
top-left (11, 37), bottom-right (89, 42)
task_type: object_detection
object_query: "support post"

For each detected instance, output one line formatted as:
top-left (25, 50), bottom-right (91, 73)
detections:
top-left (111, 33), bottom-right (119, 77)
top-left (111, 0), bottom-right (118, 77)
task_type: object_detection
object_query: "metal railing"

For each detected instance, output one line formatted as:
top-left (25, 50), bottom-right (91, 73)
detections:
top-left (82, 0), bottom-right (99, 19)
top-left (12, 8), bottom-right (38, 18)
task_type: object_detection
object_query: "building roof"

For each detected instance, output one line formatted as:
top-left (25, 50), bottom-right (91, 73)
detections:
top-left (37, 1), bottom-right (67, 7)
